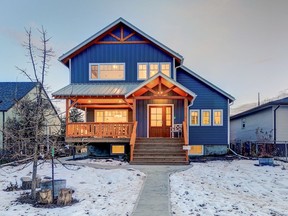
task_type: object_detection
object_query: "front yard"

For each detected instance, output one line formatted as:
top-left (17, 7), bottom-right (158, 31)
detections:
top-left (170, 159), bottom-right (288, 216)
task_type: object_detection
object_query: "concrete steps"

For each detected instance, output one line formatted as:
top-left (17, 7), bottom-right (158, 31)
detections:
top-left (130, 138), bottom-right (188, 165)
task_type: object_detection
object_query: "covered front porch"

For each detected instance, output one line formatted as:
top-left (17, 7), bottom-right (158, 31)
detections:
top-left (53, 74), bottom-right (196, 162)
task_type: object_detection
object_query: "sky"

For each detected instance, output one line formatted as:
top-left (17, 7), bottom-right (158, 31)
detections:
top-left (1, 0), bottom-right (288, 112)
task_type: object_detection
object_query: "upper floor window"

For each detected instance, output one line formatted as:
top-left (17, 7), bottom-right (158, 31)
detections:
top-left (201, 110), bottom-right (211, 126)
top-left (137, 62), bottom-right (171, 80)
top-left (213, 109), bottom-right (223, 126)
top-left (89, 63), bottom-right (125, 80)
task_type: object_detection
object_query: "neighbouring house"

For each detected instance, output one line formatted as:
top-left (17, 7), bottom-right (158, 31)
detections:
top-left (53, 18), bottom-right (234, 164)
top-left (230, 97), bottom-right (288, 143)
top-left (0, 82), bottom-right (61, 150)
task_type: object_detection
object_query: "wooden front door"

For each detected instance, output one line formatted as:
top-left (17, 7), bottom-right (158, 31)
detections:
top-left (149, 106), bottom-right (172, 137)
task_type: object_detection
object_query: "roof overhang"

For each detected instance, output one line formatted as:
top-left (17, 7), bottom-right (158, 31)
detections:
top-left (125, 73), bottom-right (197, 104)
top-left (59, 17), bottom-right (184, 66)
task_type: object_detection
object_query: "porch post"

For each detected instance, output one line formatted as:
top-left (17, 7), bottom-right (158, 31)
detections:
top-left (133, 98), bottom-right (137, 122)
top-left (184, 98), bottom-right (188, 123)
top-left (66, 99), bottom-right (70, 135)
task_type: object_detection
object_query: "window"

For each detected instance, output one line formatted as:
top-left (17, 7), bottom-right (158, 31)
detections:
top-left (189, 145), bottom-right (203, 155)
top-left (160, 63), bottom-right (170, 77)
top-left (137, 63), bottom-right (148, 80)
top-left (89, 63), bottom-right (125, 80)
top-left (241, 118), bottom-right (246, 129)
top-left (201, 110), bottom-right (211, 126)
top-left (137, 62), bottom-right (171, 80)
top-left (149, 63), bottom-right (159, 77)
top-left (111, 145), bottom-right (125, 155)
top-left (95, 110), bottom-right (128, 123)
top-left (213, 109), bottom-right (223, 126)
top-left (190, 110), bottom-right (199, 126)
top-left (150, 107), bottom-right (162, 127)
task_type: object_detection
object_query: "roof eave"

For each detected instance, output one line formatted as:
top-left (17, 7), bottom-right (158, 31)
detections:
top-left (59, 17), bottom-right (184, 65)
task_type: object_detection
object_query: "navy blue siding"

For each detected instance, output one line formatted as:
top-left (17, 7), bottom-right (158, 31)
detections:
top-left (136, 99), bottom-right (184, 137)
top-left (177, 68), bottom-right (228, 145)
top-left (71, 43), bottom-right (174, 83)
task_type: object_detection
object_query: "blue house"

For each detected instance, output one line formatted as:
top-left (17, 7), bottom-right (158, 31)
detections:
top-left (53, 18), bottom-right (234, 164)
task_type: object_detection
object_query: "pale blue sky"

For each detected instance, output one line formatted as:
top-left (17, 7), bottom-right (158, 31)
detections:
top-left (1, 0), bottom-right (288, 111)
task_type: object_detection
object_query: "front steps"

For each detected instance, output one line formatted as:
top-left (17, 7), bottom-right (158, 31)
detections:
top-left (130, 138), bottom-right (188, 165)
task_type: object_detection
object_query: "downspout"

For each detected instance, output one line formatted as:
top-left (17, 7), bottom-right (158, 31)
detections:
top-left (273, 105), bottom-right (280, 144)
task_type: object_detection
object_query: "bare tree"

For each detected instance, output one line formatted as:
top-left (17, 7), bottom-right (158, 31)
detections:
top-left (16, 27), bottom-right (54, 200)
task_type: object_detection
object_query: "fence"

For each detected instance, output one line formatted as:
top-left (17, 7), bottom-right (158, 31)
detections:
top-left (230, 140), bottom-right (288, 162)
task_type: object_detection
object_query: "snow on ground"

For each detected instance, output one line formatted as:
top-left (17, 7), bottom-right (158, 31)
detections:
top-left (0, 161), bottom-right (145, 216)
top-left (170, 159), bottom-right (288, 216)
top-left (76, 158), bottom-right (128, 167)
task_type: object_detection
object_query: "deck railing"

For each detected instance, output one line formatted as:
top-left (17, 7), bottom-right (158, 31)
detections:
top-left (66, 122), bottom-right (134, 138)
top-left (129, 121), bottom-right (138, 162)
top-left (183, 121), bottom-right (189, 162)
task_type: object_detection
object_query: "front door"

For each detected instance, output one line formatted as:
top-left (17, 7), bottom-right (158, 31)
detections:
top-left (149, 106), bottom-right (172, 137)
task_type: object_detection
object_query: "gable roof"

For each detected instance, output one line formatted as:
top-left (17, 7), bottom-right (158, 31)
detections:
top-left (125, 73), bottom-right (197, 103)
top-left (0, 82), bottom-right (37, 111)
top-left (231, 97), bottom-right (288, 120)
top-left (179, 65), bottom-right (235, 103)
top-left (59, 17), bottom-right (183, 65)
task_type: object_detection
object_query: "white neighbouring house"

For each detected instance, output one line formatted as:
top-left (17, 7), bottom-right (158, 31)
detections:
top-left (230, 97), bottom-right (288, 143)
top-left (0, 82), bottom-right (61, 150)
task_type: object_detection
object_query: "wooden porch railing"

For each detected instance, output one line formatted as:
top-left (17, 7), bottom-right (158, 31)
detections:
top-left (183, 121), bottom-right (189, 162)
top-left (129, 121), bottom-right (138, 162)
top-left (66, 122), bottom-right (134, 138)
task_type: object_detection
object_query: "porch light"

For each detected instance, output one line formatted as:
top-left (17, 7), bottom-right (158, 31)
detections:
top-left (88, 100), bottom-right (91, 103)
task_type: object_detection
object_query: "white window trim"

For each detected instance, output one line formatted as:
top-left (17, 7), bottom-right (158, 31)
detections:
top-left (89, 63), bottom-right (125, 81)
top-left (213, 109), bottom-right (223, 126)
top-left (190, 109), bottom-right (200, 126)
top-left (137, 62), bottom-right (171, 80)
top-left (137, 62), bottom-right (148, 80)
top-left (201, 109), bottom-right (211, 126)
top-left (160, 62), bottom-right (171, 77)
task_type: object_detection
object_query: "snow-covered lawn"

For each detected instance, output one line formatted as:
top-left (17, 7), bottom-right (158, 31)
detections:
top-left (76, 158), bottom-right (128, 167)
top-left (170, 159), bottom-right (288, 216)
top-left (0, 161), bottom-right (145, 216)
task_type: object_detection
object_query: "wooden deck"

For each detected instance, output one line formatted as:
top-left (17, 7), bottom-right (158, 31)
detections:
top-left (66, 122), bottom-right (134, 141)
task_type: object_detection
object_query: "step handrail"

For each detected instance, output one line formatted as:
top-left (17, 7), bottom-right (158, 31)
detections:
top-left (130, 121), bottom-right (138, 161)
top-left (183, 121), bottom-right (189, 162)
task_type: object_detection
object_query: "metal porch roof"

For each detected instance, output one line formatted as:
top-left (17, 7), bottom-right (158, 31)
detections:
top-left (52, 83), bottom-right (140, 97)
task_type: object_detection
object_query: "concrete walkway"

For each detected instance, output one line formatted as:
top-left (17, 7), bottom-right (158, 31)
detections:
top-left (130, 165), bottom-right (190, 216)
top-left (58, 157), bottom-right (191, 215)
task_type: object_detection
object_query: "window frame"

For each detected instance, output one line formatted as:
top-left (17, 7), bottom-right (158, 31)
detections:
top-left (89, 63), bottom-right (125, 81)
top-left (201, 109), bottom-right (211, 126)
top-left (137, 63), bottom-right (148, 80)
top-left (137, 62), bottom-right (171, 80)
top-left (94, 109), bottom-right (128, 123)
top-left (160, 62), bottom-right (171, 77)
top-left (213, 109), bottom-right (223, 126)
top-left (190, 109), bottom-right (200, 126)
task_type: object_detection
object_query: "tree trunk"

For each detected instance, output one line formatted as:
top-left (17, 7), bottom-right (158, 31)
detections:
top-left (57, 188), bottom-right (73, 205)
top-left (38, 189), bottom-right (53, 204)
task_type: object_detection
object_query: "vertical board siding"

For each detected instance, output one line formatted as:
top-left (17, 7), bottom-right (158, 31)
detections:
top-left (276, 106), bottom-right (288, 141)
top-left (177, 68), bottom-right (229, 145)
top-left (71, 43), bottom-right (173, 83)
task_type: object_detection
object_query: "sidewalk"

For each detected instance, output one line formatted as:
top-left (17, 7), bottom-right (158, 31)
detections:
top-left (130, 165), bottom-right (190, 216)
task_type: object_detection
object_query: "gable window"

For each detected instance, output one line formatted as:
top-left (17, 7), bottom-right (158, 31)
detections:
top-left (190, 110), bottom-right (200, 126)
top-left (89, 63), bottom-right (125, 80)
top-left (213, 109), bottom-right (223, 126)
top-left (201, 110), bottom-right (211, 126)
top-left (149, 63), bottom-right (159, 77)
top-left (137, 62), bottom-right (171, 80)
top-left (160, 63), bottom-right (170, 77)
top-left (137, 63), bottom-right (148, 80)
